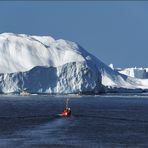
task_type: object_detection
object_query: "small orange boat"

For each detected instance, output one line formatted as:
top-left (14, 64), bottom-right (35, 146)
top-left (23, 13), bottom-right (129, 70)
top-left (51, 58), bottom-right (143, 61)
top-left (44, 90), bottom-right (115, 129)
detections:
top-left (60, 107), bottom-right (71, 117)
top-left (59, 99), bottom-right (71, 117)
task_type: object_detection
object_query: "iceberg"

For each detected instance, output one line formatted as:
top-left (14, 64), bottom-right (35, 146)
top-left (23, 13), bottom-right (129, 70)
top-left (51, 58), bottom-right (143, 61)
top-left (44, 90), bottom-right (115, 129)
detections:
top-left (110, 64), bottom-right (148, 79)
top-left (0, 33), bottom-right (148, 94)
top-left (118, 68), bottom-right (148, 79)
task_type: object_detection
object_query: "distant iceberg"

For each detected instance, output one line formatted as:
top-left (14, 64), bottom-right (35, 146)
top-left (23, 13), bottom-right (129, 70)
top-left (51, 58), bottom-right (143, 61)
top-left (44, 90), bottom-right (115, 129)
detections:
top-left (109, 64), bottom-right (148, 79)
top-left (118, 67), bottom-right (148, 79)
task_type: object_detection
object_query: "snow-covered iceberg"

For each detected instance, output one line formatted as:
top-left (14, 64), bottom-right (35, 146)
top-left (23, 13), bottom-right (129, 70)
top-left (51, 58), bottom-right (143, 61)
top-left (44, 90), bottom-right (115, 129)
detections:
top-left (118, 68), bottom-right (148, 79)
top-left (109, 64), bottom-right (148, 79)
top-left (0, 33), bottom-right (103, 94)
top-left (0, 33), bottom-right (148, 94)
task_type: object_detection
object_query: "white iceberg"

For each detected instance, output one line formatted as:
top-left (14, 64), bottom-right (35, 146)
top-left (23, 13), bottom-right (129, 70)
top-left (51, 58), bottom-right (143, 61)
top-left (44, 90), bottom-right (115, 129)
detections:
top-left (0, 33), bottom-right (148, 94)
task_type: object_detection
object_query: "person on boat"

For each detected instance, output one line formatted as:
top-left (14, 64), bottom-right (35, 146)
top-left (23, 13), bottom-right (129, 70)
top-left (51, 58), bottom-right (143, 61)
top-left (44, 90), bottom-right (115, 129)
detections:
top-left (63, 108), bottom-right (68, 114)
top-left (67, 108), bottom-right (71, 116)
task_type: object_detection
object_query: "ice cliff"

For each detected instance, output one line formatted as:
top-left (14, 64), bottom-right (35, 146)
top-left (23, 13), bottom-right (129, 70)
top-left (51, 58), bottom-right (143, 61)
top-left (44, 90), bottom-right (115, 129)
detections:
top-left (0, 33), bottom-right (148, 94)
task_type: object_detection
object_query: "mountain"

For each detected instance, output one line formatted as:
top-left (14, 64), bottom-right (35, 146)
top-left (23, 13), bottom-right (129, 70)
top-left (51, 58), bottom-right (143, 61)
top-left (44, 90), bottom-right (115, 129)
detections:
top-left (0, 33), bottom-right (148, 94)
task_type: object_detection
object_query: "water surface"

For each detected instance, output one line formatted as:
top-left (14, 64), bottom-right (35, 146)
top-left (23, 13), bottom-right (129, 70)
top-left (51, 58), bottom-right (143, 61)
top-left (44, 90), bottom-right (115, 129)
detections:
top-left (0, 94), bottom-right (148, 148)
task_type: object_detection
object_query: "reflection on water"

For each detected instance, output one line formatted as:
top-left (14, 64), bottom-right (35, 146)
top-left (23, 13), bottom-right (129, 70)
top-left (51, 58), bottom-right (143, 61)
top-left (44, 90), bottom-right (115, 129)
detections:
top-left (0, 95), bottom-right (148, 147)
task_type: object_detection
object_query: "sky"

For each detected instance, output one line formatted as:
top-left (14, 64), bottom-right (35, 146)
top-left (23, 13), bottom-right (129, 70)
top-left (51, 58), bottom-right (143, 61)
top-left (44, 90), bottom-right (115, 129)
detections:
top-left (0, 1), bottom-right (148, 68)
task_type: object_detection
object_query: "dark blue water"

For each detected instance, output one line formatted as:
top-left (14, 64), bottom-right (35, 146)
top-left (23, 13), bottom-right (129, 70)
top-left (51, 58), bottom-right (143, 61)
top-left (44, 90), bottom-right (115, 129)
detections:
top-left (0, 95), bottom-right (148, 148)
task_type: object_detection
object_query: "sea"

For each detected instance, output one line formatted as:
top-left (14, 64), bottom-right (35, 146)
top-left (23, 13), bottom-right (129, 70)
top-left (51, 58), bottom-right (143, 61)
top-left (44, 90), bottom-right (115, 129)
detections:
top-left (0, 94), bottom-right (148, 148)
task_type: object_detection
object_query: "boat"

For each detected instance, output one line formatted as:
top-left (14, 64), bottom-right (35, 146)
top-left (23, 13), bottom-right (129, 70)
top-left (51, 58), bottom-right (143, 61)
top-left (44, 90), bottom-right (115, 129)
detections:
top-left (59, 99), bottom-right (71, 117)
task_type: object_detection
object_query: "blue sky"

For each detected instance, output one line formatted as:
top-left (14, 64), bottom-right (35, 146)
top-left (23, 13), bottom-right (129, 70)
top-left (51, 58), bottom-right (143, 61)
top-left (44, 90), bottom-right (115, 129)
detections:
top-left (0, 1), bottom-right (148, 68)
